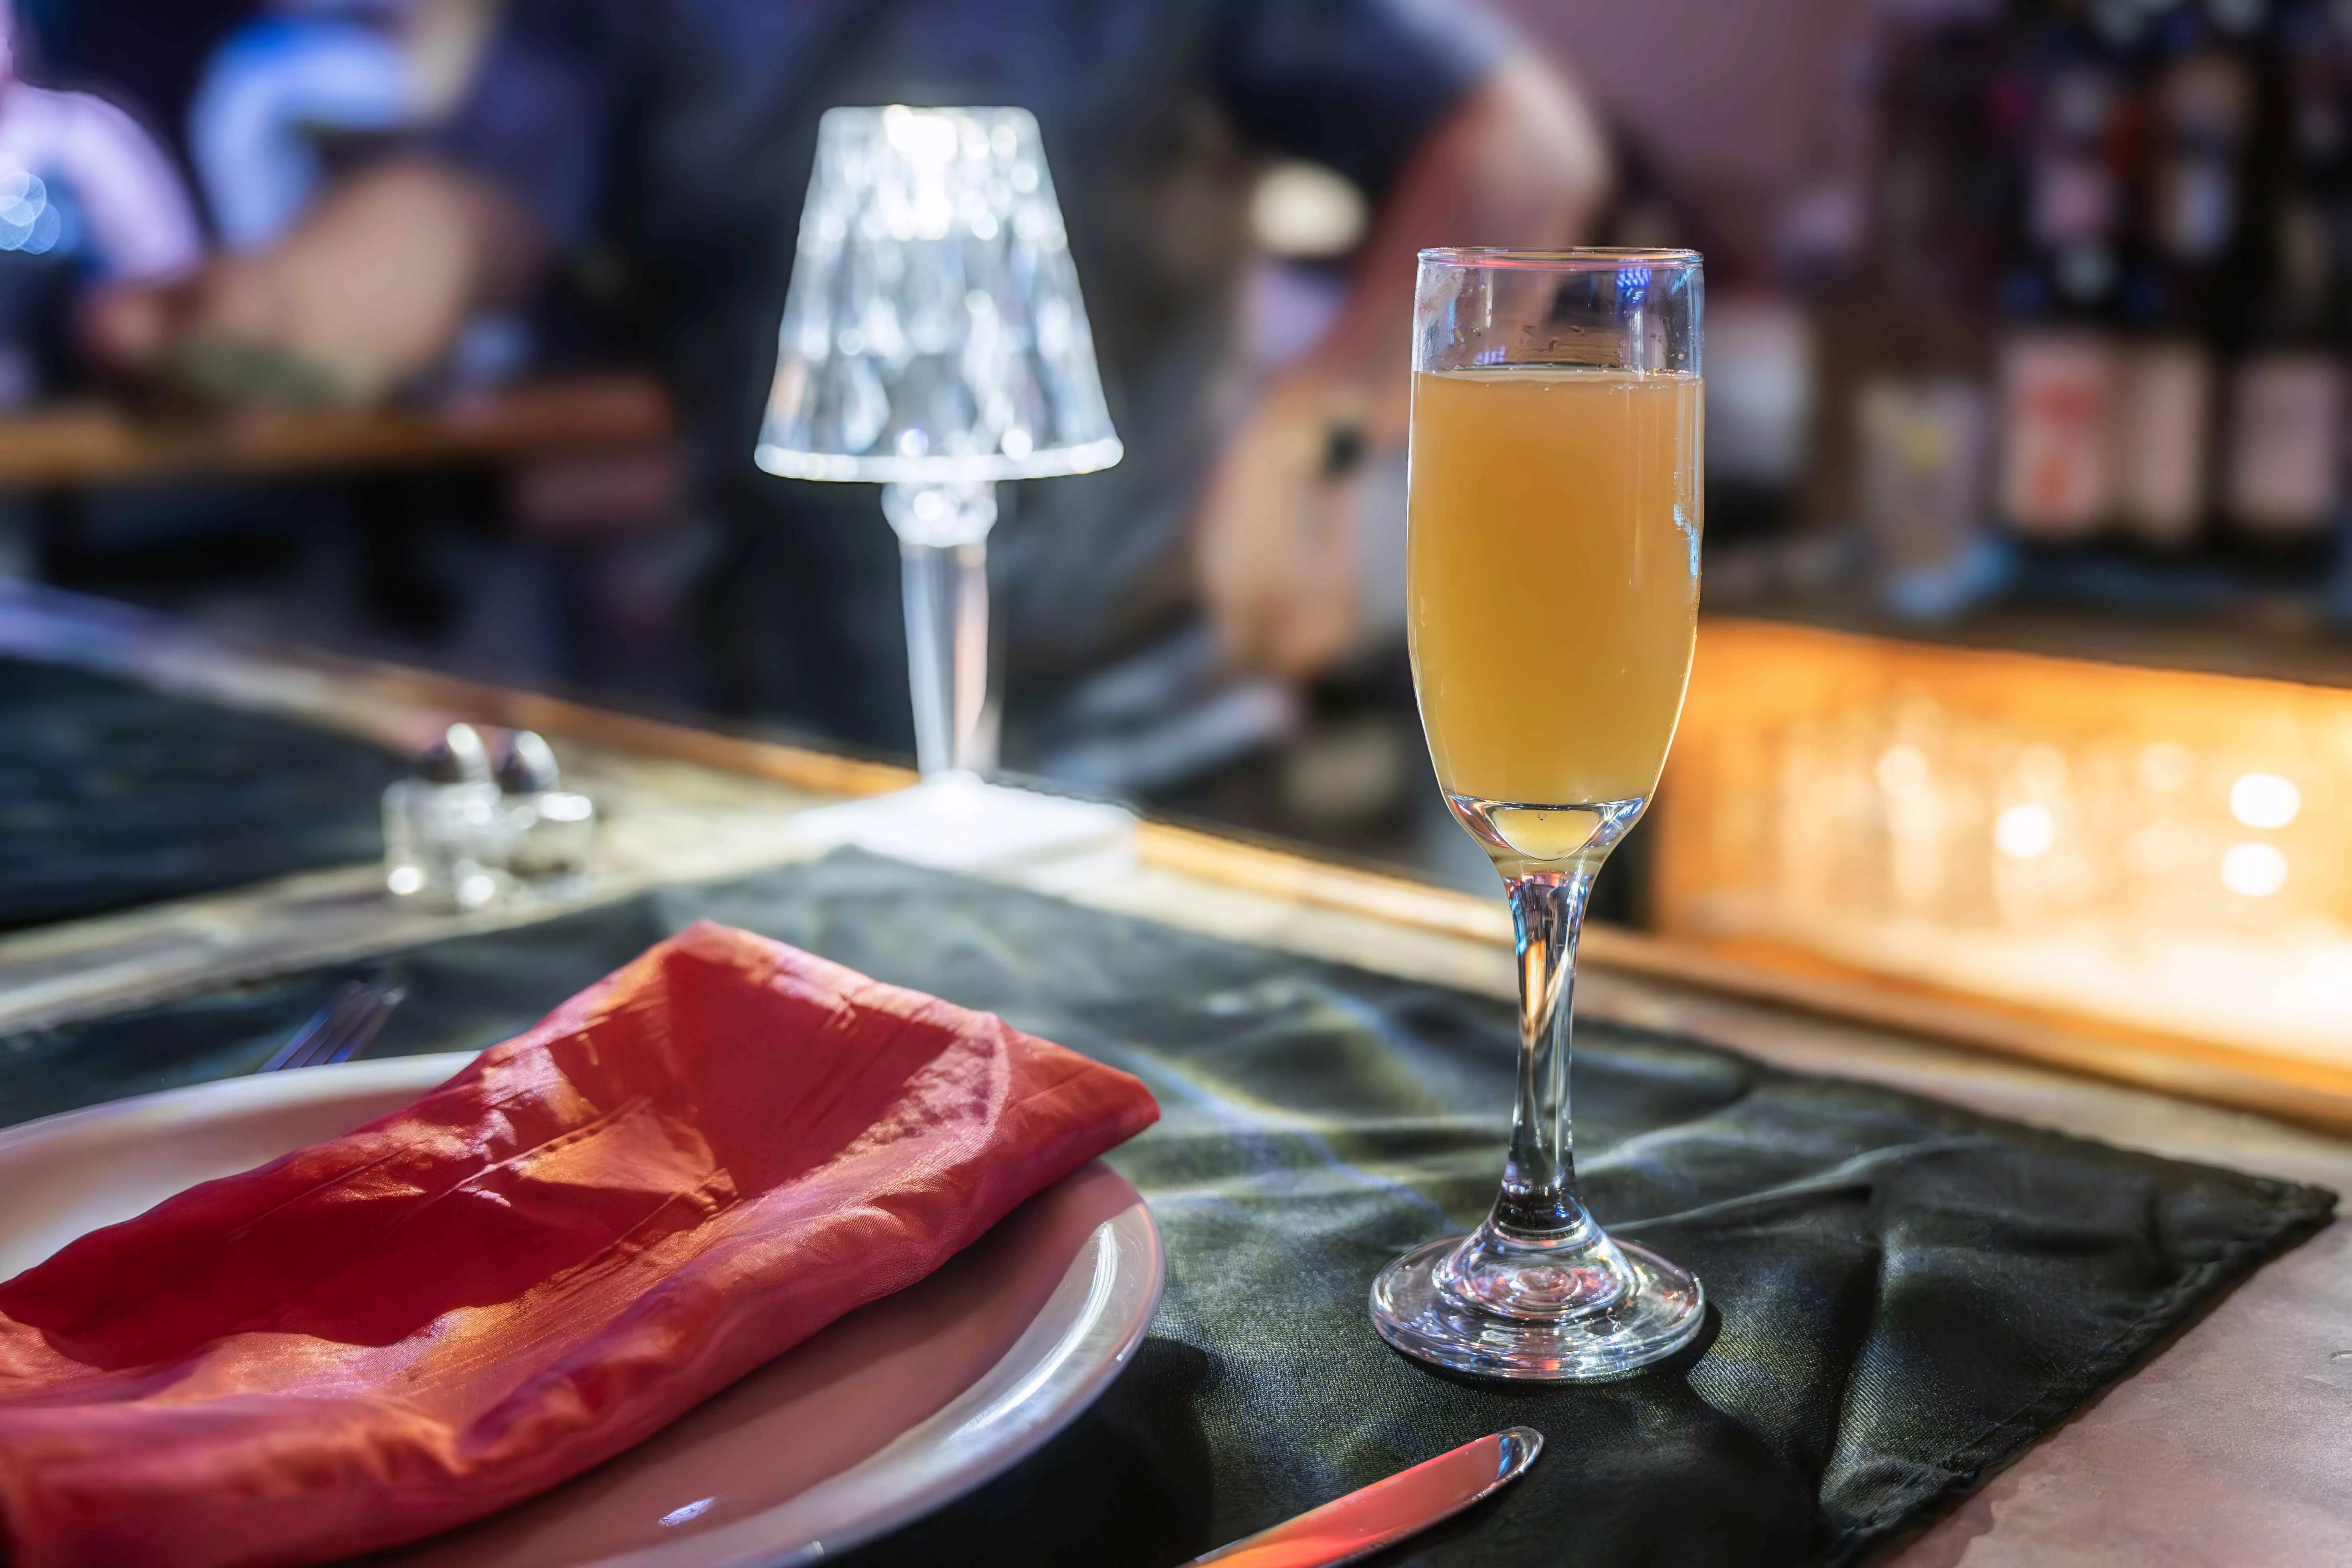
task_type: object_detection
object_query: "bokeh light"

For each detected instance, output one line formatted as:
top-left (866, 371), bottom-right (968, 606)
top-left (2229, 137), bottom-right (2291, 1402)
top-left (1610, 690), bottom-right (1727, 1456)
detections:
top-left (1996, 803), bottom-right (2057, 860)
top-left (2220, 842), bottom-right (2289, 898)
top-left (2228, 773), bottom-right (2301, 830)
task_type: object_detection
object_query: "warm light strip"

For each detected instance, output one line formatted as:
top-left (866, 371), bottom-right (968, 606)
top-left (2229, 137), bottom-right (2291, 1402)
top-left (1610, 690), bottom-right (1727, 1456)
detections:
top-left (1655, 617), bottom-right (2352, 1078)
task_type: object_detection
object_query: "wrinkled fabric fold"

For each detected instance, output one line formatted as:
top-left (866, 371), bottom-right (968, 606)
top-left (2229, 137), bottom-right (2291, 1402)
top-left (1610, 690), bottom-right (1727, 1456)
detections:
top-left (0, 921), bottom-right (1160, 1568)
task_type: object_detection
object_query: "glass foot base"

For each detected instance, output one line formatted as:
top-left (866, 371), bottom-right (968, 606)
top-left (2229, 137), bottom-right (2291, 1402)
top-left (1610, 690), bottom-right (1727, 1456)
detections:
top-left (1371, 1233), bottom-right (1704, 1382)
top-left (787, 775), bottom-right (1137, 891)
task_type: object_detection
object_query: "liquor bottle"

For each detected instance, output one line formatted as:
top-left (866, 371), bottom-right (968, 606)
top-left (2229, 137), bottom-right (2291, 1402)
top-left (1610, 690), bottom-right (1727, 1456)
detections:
top-left (1995, 0), bottom-right (2132, 545)
top-left (2111, 288), bottom-right (2218, 550)
top-left (2111, 0), bottom-right (2232, 548)
top-left (2220, 0), bottom-right (2350, 552)
top-left (1843, 0), bottom-right (2008, 614)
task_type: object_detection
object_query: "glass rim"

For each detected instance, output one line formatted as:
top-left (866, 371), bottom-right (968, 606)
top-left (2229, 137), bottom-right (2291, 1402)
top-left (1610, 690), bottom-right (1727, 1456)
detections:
top-left (1417, 246), bottom-right (1701, 271)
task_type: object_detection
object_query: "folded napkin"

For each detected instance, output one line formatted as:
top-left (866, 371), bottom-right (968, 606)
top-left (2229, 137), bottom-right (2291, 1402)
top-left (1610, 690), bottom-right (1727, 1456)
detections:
top-left (0, 921), bottom-right (1159, 1568)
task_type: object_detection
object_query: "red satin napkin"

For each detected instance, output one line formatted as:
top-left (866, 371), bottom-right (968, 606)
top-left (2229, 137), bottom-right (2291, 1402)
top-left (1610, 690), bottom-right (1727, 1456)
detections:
top-left (0, 921), bottom-right (1159, 1568)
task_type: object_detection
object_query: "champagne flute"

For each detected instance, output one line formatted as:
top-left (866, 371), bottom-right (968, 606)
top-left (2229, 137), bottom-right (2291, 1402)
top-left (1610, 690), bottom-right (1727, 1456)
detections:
top-left (1372, 249), bottom-right (1706, 1381)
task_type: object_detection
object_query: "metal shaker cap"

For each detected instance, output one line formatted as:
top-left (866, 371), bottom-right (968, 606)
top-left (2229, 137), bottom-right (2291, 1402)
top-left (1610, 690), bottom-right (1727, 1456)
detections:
top-left (497, 730), bottom-right (563, 794)
top-left (419, 723), bottom-right (495, 785)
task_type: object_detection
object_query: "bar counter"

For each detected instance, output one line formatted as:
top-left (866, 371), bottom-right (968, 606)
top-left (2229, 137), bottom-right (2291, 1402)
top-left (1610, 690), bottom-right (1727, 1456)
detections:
top-left (0, 582), bottom-right (2345, 1564)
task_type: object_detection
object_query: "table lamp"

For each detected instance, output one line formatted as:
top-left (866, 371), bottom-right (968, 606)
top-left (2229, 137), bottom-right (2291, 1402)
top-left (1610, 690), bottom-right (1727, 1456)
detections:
top-left (759, 105), bottom-right (1136, 882)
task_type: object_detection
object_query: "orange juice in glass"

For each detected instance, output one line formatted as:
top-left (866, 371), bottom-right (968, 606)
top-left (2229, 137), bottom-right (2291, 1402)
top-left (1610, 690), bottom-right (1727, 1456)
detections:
top-left (1371, 250), bottom-right (1706, 1382)
top-left (1409, 365), bottom-right (1703, 823)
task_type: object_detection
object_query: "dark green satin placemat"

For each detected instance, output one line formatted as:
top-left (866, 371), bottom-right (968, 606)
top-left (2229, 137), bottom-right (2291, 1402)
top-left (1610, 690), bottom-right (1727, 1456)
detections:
top-left (0, 656), bottom-right (409, 931)
top-left (0, 853), bottom-right (2331, 1566)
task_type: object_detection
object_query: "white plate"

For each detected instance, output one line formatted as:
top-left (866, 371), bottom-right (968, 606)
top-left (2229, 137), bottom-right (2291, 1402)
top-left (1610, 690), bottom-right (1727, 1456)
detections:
top-left (0, 1054), bottom-right (1164, 1566)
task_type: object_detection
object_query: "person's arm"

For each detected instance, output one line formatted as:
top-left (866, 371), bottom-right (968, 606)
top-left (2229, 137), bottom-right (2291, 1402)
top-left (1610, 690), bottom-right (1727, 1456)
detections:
top-left (1197, 56), bottom-right (1611, 677)
top-left (87, 158), bottom-right (540, 401)
top-left (1270, 58), bottom-right (1607, 446)
top-left (86, 0), bottom-right (620, 402)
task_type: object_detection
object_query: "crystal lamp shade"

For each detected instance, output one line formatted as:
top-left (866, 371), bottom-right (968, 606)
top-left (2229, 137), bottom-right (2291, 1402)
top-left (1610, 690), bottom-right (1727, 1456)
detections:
top-left (756, 105), bottom-right (1124, 484)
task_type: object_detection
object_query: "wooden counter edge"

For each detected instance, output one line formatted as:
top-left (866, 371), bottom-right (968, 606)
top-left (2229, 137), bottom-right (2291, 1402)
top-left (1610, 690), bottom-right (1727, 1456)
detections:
top-left (0, 376), bottom-right (675, 489)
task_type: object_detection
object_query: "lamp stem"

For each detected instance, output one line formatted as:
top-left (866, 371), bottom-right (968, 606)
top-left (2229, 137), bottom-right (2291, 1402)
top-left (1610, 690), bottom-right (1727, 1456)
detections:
top-left (883, 481), bottom-right (999, 779)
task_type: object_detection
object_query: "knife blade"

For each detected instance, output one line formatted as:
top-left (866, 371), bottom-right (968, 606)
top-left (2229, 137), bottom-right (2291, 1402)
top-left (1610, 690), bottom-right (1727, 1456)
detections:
top-left (1188, 1426), bottom-right (1544, 1568)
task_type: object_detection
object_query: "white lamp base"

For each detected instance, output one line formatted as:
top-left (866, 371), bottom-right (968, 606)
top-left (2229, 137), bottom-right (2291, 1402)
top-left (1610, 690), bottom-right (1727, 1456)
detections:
top-left (786, 774), bottom-right (1138, 892)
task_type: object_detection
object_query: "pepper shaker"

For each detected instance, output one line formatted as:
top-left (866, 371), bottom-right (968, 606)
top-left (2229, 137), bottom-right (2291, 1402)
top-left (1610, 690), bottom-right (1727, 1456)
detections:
top-left (498, 731), bottom-right (597, 889)
top-left (383, 724), bottom-right (511, 910)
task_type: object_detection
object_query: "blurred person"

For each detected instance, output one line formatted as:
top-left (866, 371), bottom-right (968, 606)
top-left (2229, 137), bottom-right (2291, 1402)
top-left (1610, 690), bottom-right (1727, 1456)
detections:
top-left (90, 0), bottom-right (1606, 756)
top-left (189, 0), bottom-right (504, 250)
top-left (187, 0), bottom-right (533, 399)
top-left (190, 0), bottom-right (420, 251)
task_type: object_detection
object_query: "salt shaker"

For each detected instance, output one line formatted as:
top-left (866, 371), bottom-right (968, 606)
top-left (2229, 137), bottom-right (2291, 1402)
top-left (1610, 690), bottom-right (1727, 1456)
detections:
top-left (498, 731), bottom-right (597, 888)
top-left (383, 724), bottom-right (510, 910)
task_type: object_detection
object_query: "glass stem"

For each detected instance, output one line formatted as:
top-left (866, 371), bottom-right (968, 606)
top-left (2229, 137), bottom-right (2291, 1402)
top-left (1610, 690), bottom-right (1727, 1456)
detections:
top-left (884, 481), bottom-right (999, 779)
top-left (1494, 867), bottom-right (1598, 1240)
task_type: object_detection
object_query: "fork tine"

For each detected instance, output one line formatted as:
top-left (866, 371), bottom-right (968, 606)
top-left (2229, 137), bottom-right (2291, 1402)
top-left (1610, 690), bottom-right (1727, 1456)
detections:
top-left (260, 983), bottom-right (363, 1073)
top-left (294, 985), bottom-right (380, 1071)
top-left (321, 986), bottom-right (406, 1066)
top-left (284, 987), bottom-right (365, 1072)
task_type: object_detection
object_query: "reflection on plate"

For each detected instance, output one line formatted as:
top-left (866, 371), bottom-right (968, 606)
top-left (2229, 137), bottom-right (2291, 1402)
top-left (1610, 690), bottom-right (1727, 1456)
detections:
top-left (0, 1054), bottom-right (1163, 1566)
